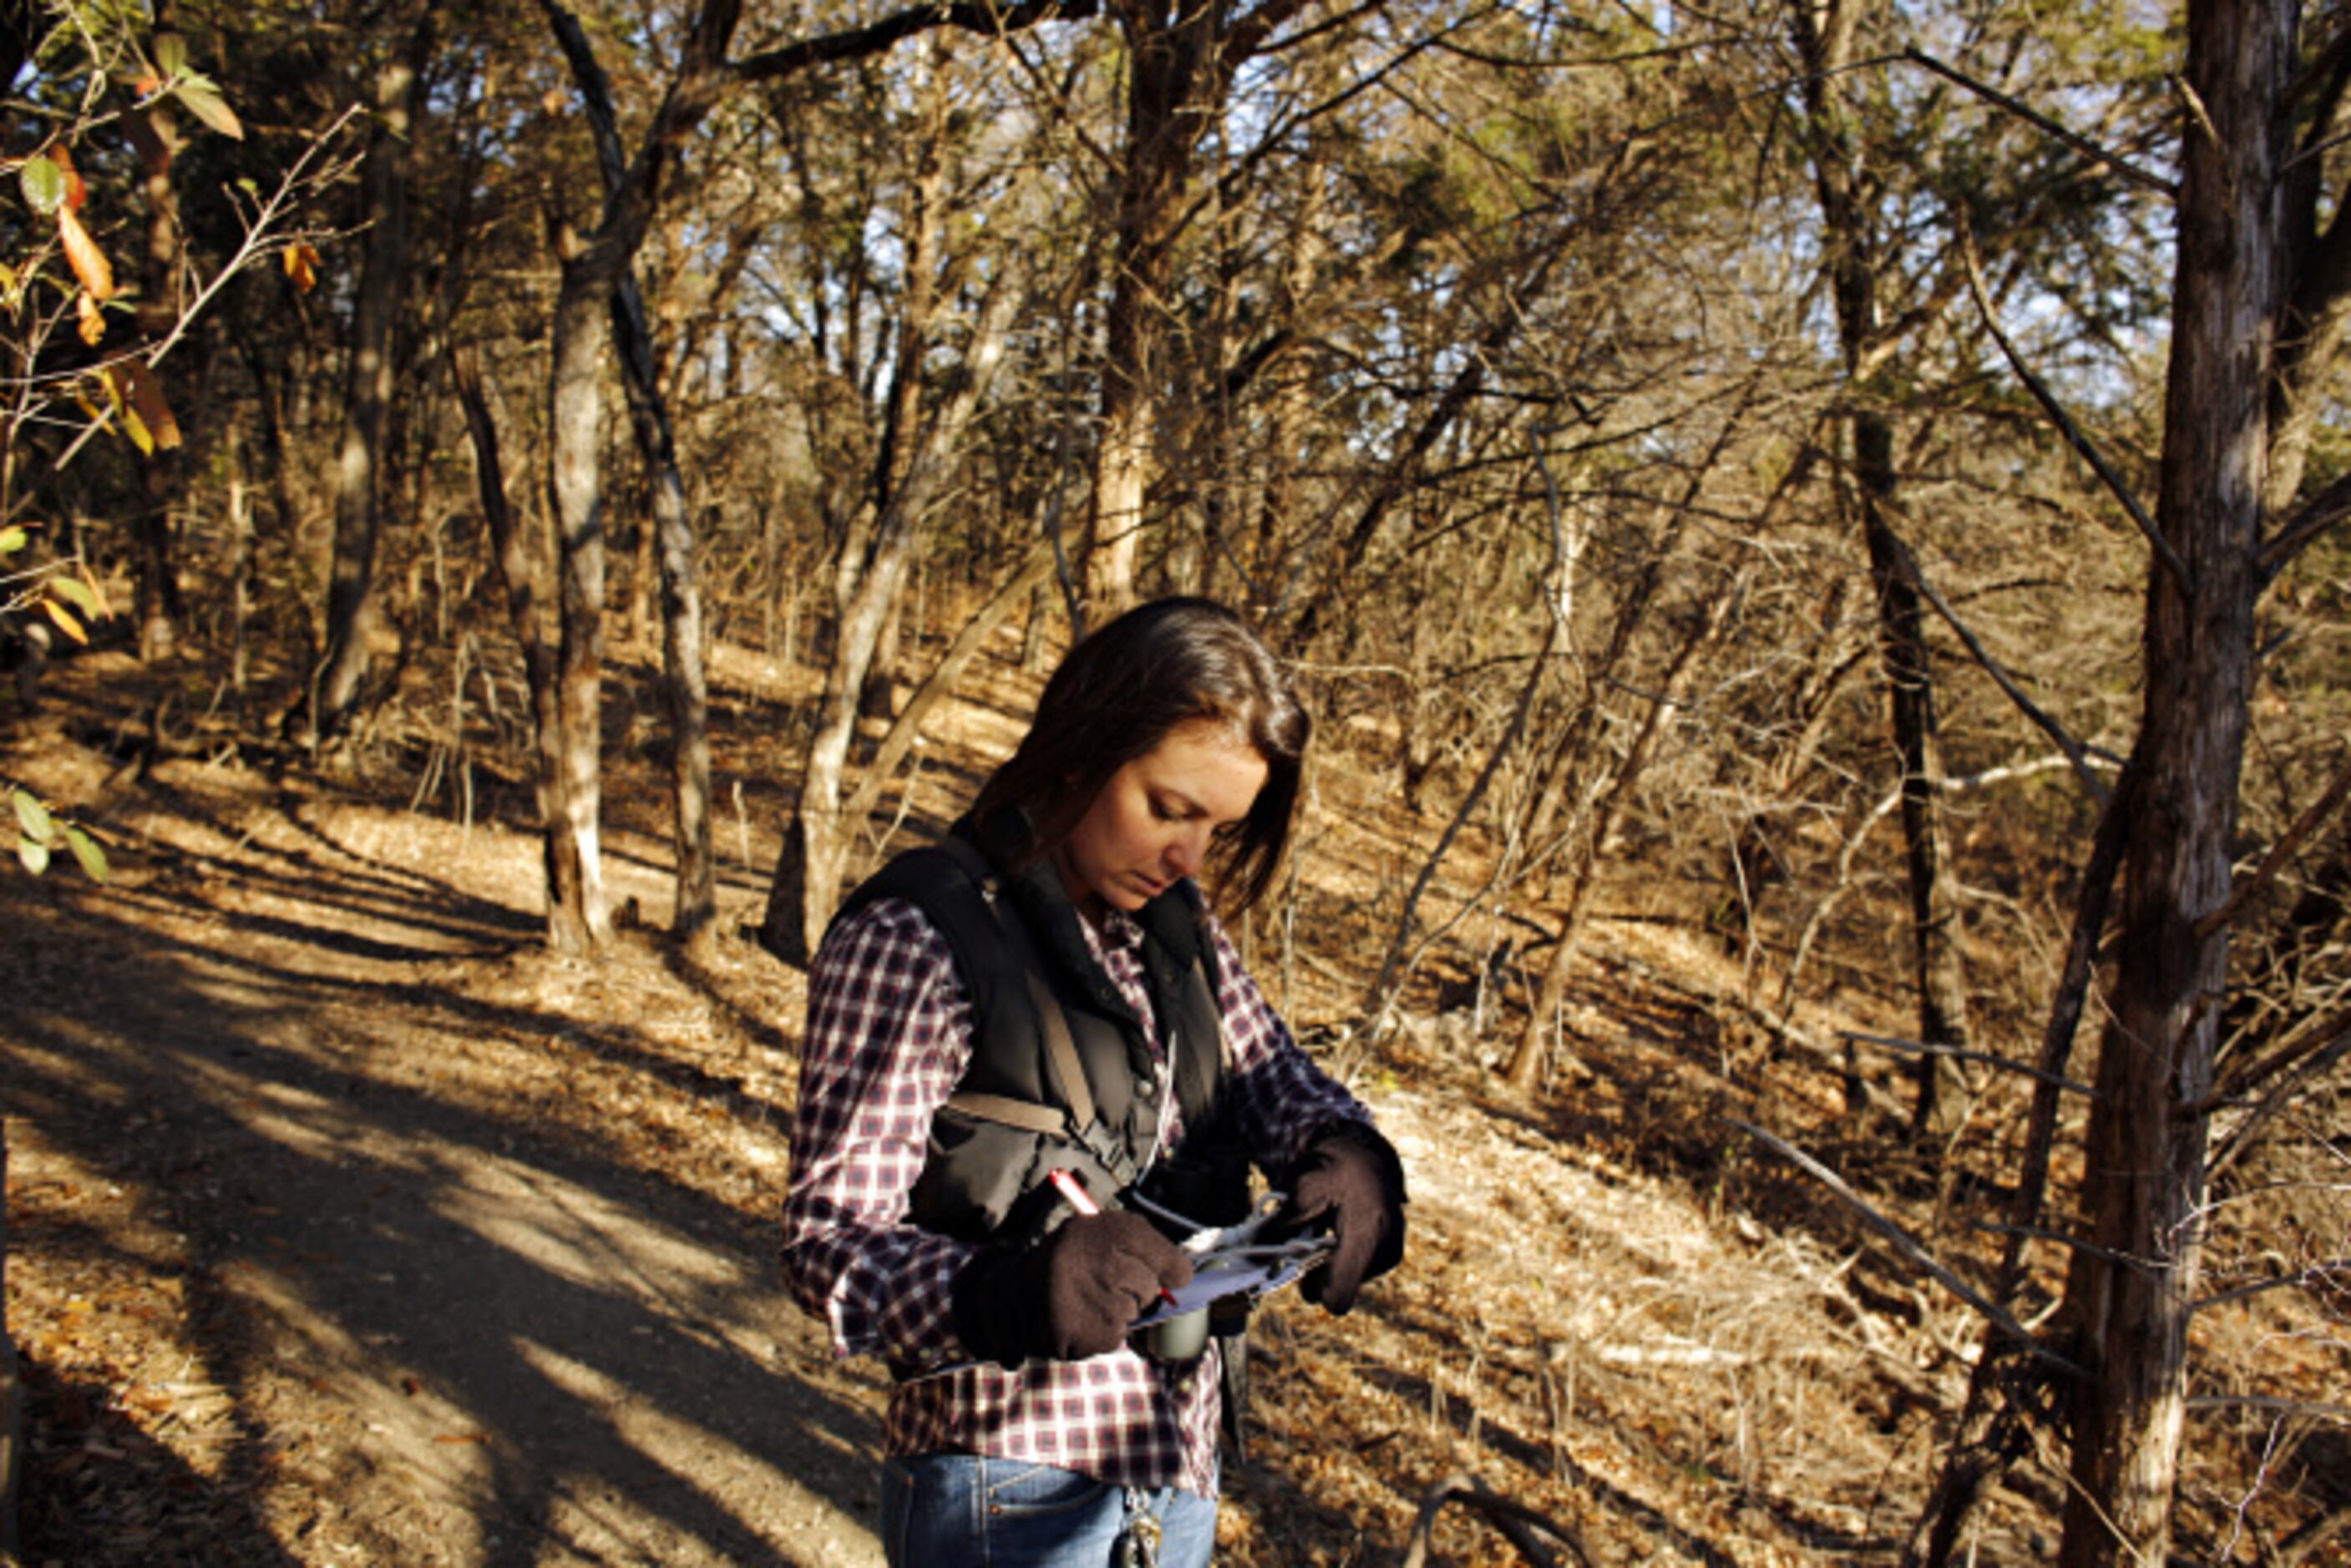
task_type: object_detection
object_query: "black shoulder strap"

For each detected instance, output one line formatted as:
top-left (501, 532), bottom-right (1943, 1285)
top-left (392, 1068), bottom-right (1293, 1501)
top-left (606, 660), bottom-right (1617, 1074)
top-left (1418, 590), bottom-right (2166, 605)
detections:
top-left (834, 836), bottom-right (1219, 1175)
top-left (928, 837), bottom-right (1100, 1138)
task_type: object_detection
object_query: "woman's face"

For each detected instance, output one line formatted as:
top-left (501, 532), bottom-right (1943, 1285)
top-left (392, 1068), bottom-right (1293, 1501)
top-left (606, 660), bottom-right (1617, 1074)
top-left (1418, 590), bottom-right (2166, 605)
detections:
top-left (1053, 719), bottom-right (1269, 918)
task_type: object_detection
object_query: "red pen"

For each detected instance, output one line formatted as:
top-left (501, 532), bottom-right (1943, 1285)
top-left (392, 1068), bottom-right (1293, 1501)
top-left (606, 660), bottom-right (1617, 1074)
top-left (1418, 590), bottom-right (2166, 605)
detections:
top-left (1048, 1167), bottom-right (1101, 1215)
top-left (1050, 1170), bottom-right (1181, 1309)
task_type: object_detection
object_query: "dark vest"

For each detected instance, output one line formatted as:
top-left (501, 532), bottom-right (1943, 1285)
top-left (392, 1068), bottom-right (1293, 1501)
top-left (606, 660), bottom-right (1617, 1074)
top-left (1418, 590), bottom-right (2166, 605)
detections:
top-left (833, 816), bottom-right (1234, 1247)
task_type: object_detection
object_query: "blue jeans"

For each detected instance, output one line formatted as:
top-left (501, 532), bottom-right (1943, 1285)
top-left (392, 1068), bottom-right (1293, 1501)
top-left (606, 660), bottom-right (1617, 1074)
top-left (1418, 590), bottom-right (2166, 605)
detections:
top-left (879, 1453), bottom-right (1217, 1566)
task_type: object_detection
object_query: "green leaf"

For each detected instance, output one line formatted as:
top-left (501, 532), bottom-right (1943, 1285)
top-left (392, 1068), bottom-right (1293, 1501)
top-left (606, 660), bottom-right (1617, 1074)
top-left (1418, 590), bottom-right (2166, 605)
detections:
top-left (18, 155), bottom-right (65, 216)
top-left (63, 825), bottom-right (107, 882)
top-left (18, 837), bottom-right (49, 875)
top-left (48, 573), bottom-right (97, 616)
top-left (11, 787), bottom-right (53, 844)
top-left (155, 32), bottom-right (186, 76)
top-left (0, 525), bottom-right (24, 555)
top-left (174, 83), bottom-right (242, 140)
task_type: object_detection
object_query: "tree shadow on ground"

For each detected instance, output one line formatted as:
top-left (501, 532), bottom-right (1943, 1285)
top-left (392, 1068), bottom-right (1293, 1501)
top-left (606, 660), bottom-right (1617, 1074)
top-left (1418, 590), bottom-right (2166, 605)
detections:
top-left (0, 842), bottom-right (885, 1565)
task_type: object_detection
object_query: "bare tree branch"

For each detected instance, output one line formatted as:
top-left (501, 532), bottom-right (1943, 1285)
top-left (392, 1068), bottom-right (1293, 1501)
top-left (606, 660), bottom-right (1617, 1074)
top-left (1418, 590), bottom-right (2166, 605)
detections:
top-left (2184, 1395), bottom-right (2351, 1423)
top-left (1728, 1118), bottom-right (2086, 1378)
top-left (1958, 224), bottom-right (2190, 593)
top-left (729, 0), bottom-right (1101, 85)
top-left (1401, 1470), bottom-right (1594, 1568)
top-left (1905, 48), bottom-right (2177, 197)
top-left (1872, 505), bottom-right (2116, 807)
top-left (1839, 1031), bottom-right (2102, 1097)
top-left (2207, 1020), bottom-right (2351, 1180)
top-left (2196, 746), bottom-right (2351, 939)
top-left (2262, 466), bottom-right (2351, 576)
top-left (2213, 999), bottom-right (2351, 1108)
top-left (2193, 1257), bottom-right (2349, 1315)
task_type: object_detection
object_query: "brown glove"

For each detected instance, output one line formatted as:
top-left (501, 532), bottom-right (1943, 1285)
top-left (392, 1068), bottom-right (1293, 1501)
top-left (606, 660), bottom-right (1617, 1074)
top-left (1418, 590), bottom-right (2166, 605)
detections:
top-left (953, 1210), bottom-right (1195, 1366)
top-left (1283, 1120), bottom-right (1407, 1316)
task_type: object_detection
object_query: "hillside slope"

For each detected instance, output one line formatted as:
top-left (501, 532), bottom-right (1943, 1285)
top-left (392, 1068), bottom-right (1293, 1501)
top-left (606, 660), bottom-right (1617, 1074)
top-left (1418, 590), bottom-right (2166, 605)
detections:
top-left (0, 639), bottom-right (2319, 1564)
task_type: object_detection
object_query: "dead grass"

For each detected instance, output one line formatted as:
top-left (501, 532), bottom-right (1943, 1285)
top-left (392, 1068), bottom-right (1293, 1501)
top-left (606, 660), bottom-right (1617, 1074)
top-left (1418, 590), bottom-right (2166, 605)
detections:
top-left (2, 619), bottom-right (2343, 1565)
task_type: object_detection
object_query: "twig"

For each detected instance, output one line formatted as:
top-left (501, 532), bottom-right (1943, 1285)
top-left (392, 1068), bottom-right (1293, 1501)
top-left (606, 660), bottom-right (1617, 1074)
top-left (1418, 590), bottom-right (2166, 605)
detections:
top-left (1401, 1470), bottom-right (1594, 1568)
top-left (2262, 467), bottom-right (2351, 577)
top-left (2193, 1257), bottom-right (2349, 1315)
top-left (2185, 1395), bottom-right (2351, 1423)
top-left (1876, 503), bottom-right (2115, 807)
top-left (1958, 224), bottom-right (2189, 594)
top-left (1904, 48), bottom-right (2177, 198)
top-left (2212, 998), bottom-right (2351, 1108)
top-left (1360, 617), bottom-right (1556, 1035)
top-left (1838, 1031), bottom-right (2101, 1098)
top-left (2275, 1501), bottom-right (2351, 1568)
top-left (1963, 1221), bottom-right (2151, 1270)
top-left (2196, 749), bottom-right (2351, 939)
top-left (2207, 1022), bottom-right (2351, 1180)
top-left (54, 104), bottom-right (365, 472)
top-left (1726, 1118), bottom-right (2086, 1378)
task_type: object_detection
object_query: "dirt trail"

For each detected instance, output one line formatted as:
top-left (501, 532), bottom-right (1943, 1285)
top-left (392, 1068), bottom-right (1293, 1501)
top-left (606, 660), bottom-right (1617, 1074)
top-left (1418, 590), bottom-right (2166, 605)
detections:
top-left (5, 755), bottom-right (888, 1565)
top-left (3, 675), bottom-right (2035, 1565)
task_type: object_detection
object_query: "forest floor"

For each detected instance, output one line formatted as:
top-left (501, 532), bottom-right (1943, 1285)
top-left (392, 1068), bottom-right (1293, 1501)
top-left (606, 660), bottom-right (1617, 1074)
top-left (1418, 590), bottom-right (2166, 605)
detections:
top-left (0, 628), bottom-right (2323, 1565)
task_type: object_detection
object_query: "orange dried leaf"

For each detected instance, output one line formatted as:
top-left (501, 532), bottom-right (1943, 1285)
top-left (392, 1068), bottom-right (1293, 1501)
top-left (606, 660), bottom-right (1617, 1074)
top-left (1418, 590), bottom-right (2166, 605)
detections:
top-left (124, 362), bottom-right (180, 452)
top-left (283, 241), bottom-right (320, 294)
top-left (57, 207), bottom-right (114, 302)
top-left (48, 142), bottom-right (86, 212)
top-left (75, 291), bottom-right (104, 346)
top-left (42, 597), bottom-right (87, 645)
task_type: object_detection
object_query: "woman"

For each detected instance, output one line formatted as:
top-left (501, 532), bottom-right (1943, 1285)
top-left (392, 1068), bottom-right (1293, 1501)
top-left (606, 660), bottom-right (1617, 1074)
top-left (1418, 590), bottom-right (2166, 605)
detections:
top-left (782, 597), bottom-right (1406, 1567)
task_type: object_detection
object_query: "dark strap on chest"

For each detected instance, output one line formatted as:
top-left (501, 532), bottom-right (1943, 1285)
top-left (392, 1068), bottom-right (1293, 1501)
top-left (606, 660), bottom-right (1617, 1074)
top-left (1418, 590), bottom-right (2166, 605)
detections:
top-left (929, 837), bottom-right (1101, 1140)
top-left (832, 828), bottom-right (1227, 1196)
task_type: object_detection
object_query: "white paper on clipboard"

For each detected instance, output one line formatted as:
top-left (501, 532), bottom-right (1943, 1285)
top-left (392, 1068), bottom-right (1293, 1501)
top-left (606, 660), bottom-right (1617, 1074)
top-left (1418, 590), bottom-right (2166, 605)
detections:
top-left (1128, 1247), bottom-right (1327, 1328)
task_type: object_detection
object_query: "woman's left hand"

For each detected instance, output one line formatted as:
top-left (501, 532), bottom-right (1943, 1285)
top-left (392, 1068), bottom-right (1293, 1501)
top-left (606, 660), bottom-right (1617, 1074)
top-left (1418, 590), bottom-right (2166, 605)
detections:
top-left (1283, 1120), bottom-right (1407, 1316)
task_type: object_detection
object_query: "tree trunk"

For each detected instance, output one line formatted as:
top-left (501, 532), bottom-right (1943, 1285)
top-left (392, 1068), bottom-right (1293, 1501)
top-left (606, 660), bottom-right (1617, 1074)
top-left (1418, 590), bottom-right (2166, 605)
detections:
top-left (313, 14), bottom-right (429, 736)
top-left (545, 246), bottom-right (618, 957)
top-left (2055, 0), bottom-right (2282, 1560)
top-left (612, 275), bottom-right (717, 940)
top-left (1082, 0), bottom-right (1303, 617)
top-left (133, 94), bottom-right (186, 663)
top-left (1789, 0), bottom-right (1971, 1134)
top-left (759, 276), bottom-right (1023, 962)
top-left (1083, 31), bottom-right (1191, 620)
top-left (452, 348), bottom-right (568, 927)
top-left (1507, 590), bottom-right (1731, 1088)
top-left (1903, 766), bottom-right (2138, 1568)
top-left (1857, 424), bottom-right (1972, 1136)
top-left (225, 422), bottom-right (252, 692)
top-left (536, 0), bottom-right (739, 955)
top-left (567, 47), bottom-right (722, 941)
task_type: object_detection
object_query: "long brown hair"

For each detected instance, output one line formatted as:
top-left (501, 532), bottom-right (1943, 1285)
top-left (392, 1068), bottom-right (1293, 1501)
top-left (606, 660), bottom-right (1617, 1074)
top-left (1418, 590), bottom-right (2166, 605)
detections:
top-left (974, 598), bottom-right (1309, 911)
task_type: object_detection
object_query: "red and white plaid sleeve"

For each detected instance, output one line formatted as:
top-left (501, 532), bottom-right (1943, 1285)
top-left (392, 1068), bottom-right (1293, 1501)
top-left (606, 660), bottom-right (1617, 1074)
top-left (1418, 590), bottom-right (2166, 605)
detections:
top-left (1204, 914), bottom-right (1376, 1172)
top-left (779, 896), bottom-right (977, 1366)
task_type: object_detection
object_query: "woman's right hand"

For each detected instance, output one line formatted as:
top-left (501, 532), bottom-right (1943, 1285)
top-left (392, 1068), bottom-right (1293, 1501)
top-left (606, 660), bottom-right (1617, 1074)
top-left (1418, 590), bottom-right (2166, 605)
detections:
top-left (953, 1211), bottom-right (1195, 1366)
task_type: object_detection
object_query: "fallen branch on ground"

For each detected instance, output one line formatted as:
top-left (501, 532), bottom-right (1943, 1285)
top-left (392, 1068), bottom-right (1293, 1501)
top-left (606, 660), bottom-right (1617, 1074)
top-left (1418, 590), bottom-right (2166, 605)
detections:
top-left (1401, 1469), bottom-right (1595, 1568)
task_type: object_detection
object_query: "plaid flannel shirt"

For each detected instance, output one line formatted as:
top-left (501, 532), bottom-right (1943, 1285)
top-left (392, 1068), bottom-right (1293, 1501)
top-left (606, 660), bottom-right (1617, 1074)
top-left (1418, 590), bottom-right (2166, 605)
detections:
top-left (780, 886), bottom-right (1370, 1497)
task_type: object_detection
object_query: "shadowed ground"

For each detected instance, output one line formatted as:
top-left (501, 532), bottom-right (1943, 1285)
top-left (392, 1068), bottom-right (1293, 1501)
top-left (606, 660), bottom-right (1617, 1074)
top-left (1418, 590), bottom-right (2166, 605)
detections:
top-left (3, 764), bottom-right (888, 1565)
